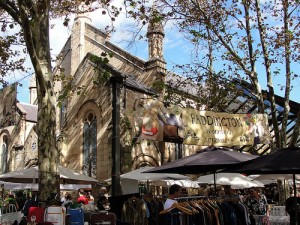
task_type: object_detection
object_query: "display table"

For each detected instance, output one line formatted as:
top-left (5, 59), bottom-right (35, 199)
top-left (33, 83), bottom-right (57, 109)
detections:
top-left (269, 206), bottom-right (289, 225)
top-left (269, 216), bottom-right (289, 225)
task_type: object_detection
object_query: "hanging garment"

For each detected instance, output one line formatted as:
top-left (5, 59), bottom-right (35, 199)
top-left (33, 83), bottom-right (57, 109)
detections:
top-left (121, 197), bottom-right (148, 225)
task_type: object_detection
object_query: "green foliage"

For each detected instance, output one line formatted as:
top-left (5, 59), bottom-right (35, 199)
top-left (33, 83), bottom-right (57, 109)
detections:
top-left (90, 52), bottom-right (113, 84)
top-left (151, 79), bottom-right (166, 91)
top-left (0, 16), bottom-right (28, 82)
top-left (56, 52), bottom-right (114, 107)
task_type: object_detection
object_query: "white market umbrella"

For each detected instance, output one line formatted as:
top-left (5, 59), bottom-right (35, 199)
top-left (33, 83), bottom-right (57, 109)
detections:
top-left (197, 173), bottom-right (264, 189)
top-left (0, 165), bottom-right (99, 184)
top-left (252, 174), bottom-right (300, 180)
top-left (0, 181), bottom-right (91, 191)
top-left (151, 179), bottom-right (199, 188)
top-left (250, 174), bottom-right (300, 185)
top-left (118, 166), bottom-right (190, 181)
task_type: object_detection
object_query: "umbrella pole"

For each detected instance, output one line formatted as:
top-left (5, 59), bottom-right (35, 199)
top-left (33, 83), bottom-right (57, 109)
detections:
top-left (214, 173), bottom-right (217, 195)
top-left (284, 179), bottom-right (287, 204)
top-left (293, 174), bottom-right (298, 225)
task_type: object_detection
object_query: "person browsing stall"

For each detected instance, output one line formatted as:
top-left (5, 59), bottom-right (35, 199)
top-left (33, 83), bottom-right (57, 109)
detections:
top-left (77, 189), bottom-right (88, 205)
top-left (285, 191), bottom-right (300, 225)
top-left (86, 191), bottom-right (94, 204)
top-left (97, 196), bottom-right (110, 211)
top-left (245, 188), bottom-right (269, 216)
top-left (164, 184), bottom-right (182, 210)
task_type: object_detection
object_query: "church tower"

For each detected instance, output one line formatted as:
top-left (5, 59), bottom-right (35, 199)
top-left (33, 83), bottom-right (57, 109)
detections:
top-left (29, 75), bottom-right (37, 105)
top-left (146, 1), bottom-right (166, 62)
top-left (146, 0), bottom-right (167, 86)
top-left (70, 5), bottom-right (92, 76)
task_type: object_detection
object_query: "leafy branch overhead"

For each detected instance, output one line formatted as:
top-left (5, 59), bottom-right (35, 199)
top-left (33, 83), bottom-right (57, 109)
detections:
top-left (55, 52), bottom-right (113, 107)
top-left (124, 0), bottom-right (300, 150)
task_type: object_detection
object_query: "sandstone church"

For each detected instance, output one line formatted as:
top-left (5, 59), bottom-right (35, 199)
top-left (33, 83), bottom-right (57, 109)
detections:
top-left (0, 4), bottom-right (299, 192)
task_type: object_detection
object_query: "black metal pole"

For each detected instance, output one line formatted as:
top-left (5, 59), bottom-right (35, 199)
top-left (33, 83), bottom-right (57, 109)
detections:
top-left (111, 76), bottom-right (122, 197)
top-left (293, 174), bottom-right (298, 225)
top-left (214, 173), bottom-right (217, 195)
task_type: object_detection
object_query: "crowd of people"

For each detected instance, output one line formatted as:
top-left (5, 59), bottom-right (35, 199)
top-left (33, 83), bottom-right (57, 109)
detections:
top-left (59, 188), bottom-right (110, 211)
top-left (2, 184), bottom-right (300, 225)
top-left (0, 187), bottom-right (111, 217)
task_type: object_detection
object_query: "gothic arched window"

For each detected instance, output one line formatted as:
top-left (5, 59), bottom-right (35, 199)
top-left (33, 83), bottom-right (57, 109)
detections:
top-left (83, 112), bottom-right (97, 178)
top-left (1, 136), bottom-right (8, 173)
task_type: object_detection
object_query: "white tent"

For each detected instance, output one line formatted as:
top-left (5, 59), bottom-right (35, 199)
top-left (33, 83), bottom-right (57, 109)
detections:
top-left (197, 173), bottom-right (264, 189)
top-left (0, 165), bottom-right (99, 184)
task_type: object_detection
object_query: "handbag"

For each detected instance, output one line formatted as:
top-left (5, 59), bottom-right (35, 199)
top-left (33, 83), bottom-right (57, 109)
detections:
top-left (82, 204), bottom-right (95, 212)
top-left (1, 204), bottom-right (22, 225)
top-left (27, 206), bottom-right (45, 223)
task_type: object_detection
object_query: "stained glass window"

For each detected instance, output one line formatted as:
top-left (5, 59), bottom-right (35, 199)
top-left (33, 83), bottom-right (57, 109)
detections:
top-left (1, 136), bottom-right (8, 173)
top-left (83, 112), bottom-right (97, 178)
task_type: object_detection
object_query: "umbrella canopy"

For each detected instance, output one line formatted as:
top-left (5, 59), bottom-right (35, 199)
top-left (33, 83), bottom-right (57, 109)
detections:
top-left (0, 165), bottom-right (99, 184)
top-left (252, 174), bottom-right (300, 180)
top-left (250, 174), bottom-right (300, 185)
top-left (150, 179), bottom-right (199, 188)
top-left (226, 146), bottom-right (300, 223)
top-left (144, 147), bottom-right (258, 174)
top-left (225, 147), bottom-right (300, 175)
top-left (115, 166), bottom-right (190, 181)
top-left (196, 173), bottom-right (264, 189)
top-left (0, 181), bottom-right (91, 190)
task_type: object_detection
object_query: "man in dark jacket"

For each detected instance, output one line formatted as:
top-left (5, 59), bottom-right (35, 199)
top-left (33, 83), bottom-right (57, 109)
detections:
top-left (286, 193), bottom-right (300, 225)
top-left (22, 192), bottom-right (39, 217)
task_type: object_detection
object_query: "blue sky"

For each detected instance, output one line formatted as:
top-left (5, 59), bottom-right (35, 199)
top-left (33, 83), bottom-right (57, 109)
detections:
top-left (9, 3), bottom-right (300, 104)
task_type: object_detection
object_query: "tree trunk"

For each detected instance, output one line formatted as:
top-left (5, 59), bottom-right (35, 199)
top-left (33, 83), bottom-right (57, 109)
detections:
top-left (17, 0), bottom-right (60, 201)
top-left (36, 62), bottom-right (60, 201)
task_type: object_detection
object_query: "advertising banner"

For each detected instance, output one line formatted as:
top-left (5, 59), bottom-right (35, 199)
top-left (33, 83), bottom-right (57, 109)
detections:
top-left (126, 98), bottom-right (270, 146)
top-left (179, 109), bottom-right (270, 146)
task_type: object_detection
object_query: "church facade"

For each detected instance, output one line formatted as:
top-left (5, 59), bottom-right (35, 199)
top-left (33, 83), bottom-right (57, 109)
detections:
top-left (1, 8), bottom-right (197, 185)
top-left (1, 6), bottom-right (299, 190)
top-left (52, 11), bottom-right (199, 183)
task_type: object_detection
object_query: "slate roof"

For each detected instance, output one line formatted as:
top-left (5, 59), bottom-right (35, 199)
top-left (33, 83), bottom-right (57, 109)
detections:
top-left (123, 75), bottom-right (157, 95)
top-left (17, 102), bottom-right (38, 123)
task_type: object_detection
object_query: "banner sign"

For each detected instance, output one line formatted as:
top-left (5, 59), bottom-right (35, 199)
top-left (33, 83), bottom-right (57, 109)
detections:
top-left (126, 99), bottom-right (270, 146)
top-left (178, 109), bottom-right (270, 146)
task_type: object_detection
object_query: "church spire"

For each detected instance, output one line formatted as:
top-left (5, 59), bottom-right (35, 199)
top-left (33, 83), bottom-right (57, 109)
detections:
top-left (29, 74), bottom-right (37, 105)
top-left (147, 0), bottom-right (165, 61)
top-left (74, 3), bottom-right (92, 24)
top-left (70, 3), bottom-right (92, 75)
